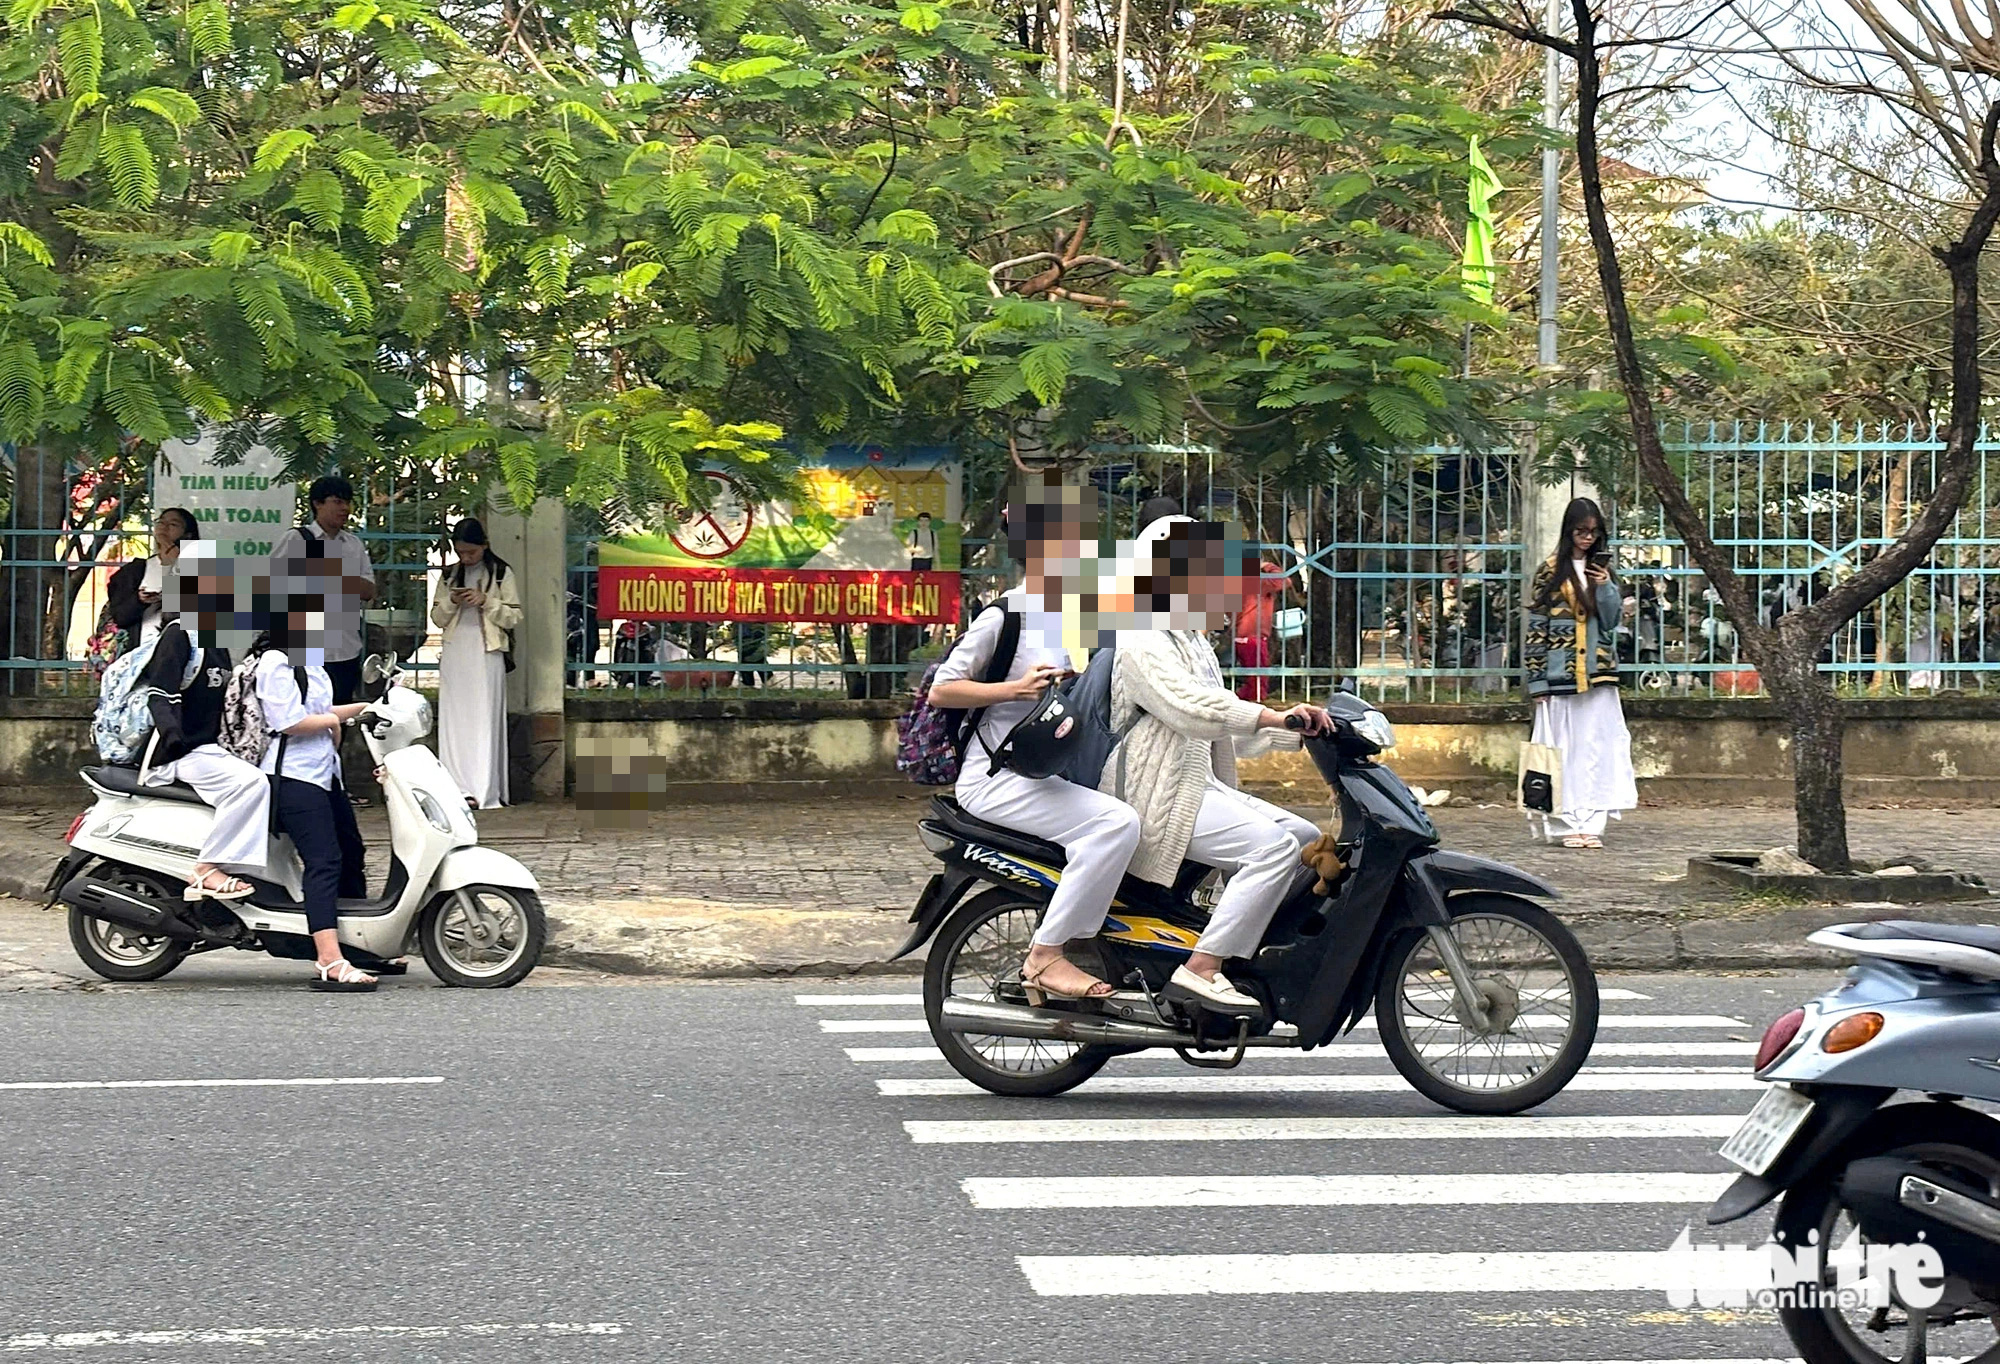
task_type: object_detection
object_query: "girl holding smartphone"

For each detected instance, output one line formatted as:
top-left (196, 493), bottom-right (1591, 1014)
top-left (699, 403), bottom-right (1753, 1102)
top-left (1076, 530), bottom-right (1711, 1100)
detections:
top-left (1522, 498), bottom-right (1637, 848)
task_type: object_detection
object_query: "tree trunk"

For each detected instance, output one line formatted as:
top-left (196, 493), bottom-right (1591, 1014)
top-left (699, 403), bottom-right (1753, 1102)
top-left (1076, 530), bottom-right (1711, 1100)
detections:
top-left (1769, 652), bottom-right (1850, 871)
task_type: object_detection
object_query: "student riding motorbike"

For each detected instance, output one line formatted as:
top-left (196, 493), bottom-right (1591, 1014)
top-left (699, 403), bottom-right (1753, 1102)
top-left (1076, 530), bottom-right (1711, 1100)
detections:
top-left (48, 558), bottom-right (545, 988)
top-left (1103, 515), bottom-right (1328, 1014)
top-left (926, 473), bottom-right (1140, 1003)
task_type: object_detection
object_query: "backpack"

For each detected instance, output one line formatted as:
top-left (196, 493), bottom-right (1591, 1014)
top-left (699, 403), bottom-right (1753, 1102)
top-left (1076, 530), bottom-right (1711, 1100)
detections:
top-left (219, 650), bottom-right (276, 764)
top-left (1050, 642), bottom-right (1140, 789)
top-left (90, 631), bottom-right (196, 764)
top-left (895, 607), bottom-right (1021, 786)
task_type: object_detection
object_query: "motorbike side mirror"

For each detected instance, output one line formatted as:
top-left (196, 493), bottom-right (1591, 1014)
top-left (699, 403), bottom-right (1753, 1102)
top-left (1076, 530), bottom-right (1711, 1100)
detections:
top-left (362, 653), bottom-right (395, 685)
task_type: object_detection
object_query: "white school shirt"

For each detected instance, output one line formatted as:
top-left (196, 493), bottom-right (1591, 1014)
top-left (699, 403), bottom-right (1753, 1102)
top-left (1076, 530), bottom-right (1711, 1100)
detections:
top-left (929, 586), bottom-right (1072, 764)
top-left (270, 523), bottom-right (375, 663)
top-left (255, 649), bottom-right (340, 789)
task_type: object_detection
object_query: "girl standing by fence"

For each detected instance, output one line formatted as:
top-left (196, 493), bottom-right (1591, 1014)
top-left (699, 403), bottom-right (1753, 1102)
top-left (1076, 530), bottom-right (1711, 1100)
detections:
top-left (1522, 498), bottom-right (1638, 848)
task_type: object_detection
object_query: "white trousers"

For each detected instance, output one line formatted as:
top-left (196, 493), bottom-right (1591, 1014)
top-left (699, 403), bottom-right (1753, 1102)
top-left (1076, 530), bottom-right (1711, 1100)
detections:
top-left (1185, 783), bottom-right (1322, 960)
top-left (957, 758), bottom-right (1141, 948)
top-left (148, 745), bottom-right (269, 873)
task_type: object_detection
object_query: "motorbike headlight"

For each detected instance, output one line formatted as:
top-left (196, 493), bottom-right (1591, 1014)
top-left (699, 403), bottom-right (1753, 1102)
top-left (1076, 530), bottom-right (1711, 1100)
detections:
top-left (414, 789), bottom-right (455, 834)
top-left (1355, 709), bottom-right (1396, 751)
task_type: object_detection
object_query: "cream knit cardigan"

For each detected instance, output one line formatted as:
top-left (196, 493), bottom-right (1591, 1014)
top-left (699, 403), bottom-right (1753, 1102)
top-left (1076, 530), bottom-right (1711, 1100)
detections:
top-left (1097, 629), bottom-right (1302, 885)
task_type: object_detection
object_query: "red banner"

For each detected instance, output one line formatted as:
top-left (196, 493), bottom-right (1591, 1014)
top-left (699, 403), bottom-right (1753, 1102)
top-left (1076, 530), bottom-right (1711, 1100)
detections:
top-left (598, 566), bottom-right (961, 625)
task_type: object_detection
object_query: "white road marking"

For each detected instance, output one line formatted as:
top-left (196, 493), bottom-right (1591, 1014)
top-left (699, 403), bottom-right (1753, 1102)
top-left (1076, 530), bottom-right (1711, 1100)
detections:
top-left (904, 1113), bottom-right (1745, 1144)
top-left (0, 1322), bottom-right (623, 1352)
top-left (0, 1076), bottom-right (445, 1092)
top-left (843, 1041), bottom-right (1756, 1063)
top-left (821, 1014), bottom-right (1742, 1034)
top-left (879, 1072), bottom-right (1761, 1097)
top-left (794, 993), bottom-right (923, 1006)
top-left (1019, 1251), bottom-right (1689, 1296)
top-left (963, 1172), bottom-right (1734, 1209)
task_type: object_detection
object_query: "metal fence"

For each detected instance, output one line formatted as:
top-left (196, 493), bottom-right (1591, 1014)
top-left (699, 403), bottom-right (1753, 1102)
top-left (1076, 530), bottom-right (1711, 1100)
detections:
top-left (0, 448), bottom-right (453, 694)
top-left (14, 425), bottom-right (2000, 701)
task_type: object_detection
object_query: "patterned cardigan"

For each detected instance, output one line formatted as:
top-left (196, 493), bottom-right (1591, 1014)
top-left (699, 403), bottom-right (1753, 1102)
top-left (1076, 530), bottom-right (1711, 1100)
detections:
top-left (1523, 557), bottom-right (1623, 699)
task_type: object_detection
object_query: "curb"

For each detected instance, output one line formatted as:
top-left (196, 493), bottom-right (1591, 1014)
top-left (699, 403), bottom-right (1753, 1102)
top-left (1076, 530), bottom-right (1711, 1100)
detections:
top-left (17, 848), bottom-right (1993, 980)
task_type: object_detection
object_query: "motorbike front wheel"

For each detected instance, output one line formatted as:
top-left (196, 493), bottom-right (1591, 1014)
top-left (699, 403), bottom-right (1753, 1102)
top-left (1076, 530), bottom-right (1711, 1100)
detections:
top-left (1375, 893), bottom-right (1599, 1115)
top-left (923, 888), bottom-right (1114, 1097)
top-left (1774, 1102), bottom-right (2000, 1364)
top-left (418, 886), bottom-right (545, 988)
top-left (65, 867), bottom-right (189, 983)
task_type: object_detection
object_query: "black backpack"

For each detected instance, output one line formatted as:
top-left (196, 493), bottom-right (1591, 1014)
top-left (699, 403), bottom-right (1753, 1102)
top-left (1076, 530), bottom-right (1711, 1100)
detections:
top-left (1052, 642), bottom-right (1139, 789)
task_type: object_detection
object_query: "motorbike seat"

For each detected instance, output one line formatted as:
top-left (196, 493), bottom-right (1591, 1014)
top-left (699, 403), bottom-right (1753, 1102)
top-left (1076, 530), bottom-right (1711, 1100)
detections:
top-left (82, 764), bottom-right (208, 807)
top-left (1813, 920), bottom-right (2000, 981)
top-left (928, 796), bottom-right (1068, 868)
top-left (1846, 920), bottom-right (2000, 956)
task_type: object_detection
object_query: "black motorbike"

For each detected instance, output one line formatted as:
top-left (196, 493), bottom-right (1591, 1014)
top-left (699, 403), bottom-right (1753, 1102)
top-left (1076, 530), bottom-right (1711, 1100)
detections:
top-left (894, 693), bottom-right (1600, 1109)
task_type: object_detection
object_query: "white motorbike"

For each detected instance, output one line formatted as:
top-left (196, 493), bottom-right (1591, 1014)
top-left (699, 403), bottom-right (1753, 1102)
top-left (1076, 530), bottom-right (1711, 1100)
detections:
top-left (45, 654), bottom-right (545, 987)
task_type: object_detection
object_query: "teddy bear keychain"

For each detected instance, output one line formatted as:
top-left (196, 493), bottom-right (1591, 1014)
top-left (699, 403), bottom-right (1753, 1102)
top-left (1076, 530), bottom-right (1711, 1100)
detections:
top-left (1301, 828), bottom-right (1346, 894)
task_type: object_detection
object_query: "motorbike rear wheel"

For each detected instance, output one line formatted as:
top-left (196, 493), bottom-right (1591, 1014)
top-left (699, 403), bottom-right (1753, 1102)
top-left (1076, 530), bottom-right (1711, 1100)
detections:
top-left (1374, 893), bottom-right (1598, 1115)
top-left (924, 888), bottom-right (1114, 1097)
top-left (418, 885), bottom-right (544, 988)
top-left (65, 867), bottom-right (189, 983)
top-left (1774, 1102), bottom-right (2000, 1364)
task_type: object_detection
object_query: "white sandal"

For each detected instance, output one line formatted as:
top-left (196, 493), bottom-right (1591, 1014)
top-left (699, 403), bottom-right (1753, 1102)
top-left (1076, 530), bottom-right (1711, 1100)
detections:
top-left (184, 868), bottom-right (253, 901)
top-left (310, 959), bottom-right (378, 993)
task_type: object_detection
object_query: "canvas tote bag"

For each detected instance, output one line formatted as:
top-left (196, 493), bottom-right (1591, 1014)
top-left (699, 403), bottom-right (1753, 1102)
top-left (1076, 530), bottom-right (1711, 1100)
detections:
top-left (1517, 741), bottom-right (1563, 815)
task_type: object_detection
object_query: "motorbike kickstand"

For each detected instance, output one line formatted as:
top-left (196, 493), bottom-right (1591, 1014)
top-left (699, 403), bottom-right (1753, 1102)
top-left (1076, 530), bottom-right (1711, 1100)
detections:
top-left (1176, 1017), bottom-right (1252, 1070)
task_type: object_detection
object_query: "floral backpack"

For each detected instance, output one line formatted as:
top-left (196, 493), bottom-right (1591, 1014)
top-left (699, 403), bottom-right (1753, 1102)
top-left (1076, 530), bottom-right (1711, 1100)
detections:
top-left (894, 607), bottom-right (1019, 786)
top-left (83, 610), bottom-right (128, 679)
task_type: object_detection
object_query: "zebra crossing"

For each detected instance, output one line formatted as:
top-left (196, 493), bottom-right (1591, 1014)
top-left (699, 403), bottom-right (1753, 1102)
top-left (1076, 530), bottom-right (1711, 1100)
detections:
top-left (796, 981), bottom-right (1803, 1358)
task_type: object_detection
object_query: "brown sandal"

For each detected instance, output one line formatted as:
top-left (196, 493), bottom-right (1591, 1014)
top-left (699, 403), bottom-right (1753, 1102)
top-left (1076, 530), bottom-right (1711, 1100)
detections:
top-left (1021, 956), bottom-right (1115, 1005)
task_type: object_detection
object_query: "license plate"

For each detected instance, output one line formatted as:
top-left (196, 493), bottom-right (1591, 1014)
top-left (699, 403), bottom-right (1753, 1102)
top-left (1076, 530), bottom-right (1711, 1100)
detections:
top-left (1719, 1085), bottom-right (1815, 1176)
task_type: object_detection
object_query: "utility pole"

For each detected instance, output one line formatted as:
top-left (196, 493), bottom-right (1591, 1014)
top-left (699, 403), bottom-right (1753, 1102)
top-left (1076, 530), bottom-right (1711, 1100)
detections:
top-left (1538, 0), bottom-right (1560, 370)
top-left (1523, 0), bottom-right (1566, 668)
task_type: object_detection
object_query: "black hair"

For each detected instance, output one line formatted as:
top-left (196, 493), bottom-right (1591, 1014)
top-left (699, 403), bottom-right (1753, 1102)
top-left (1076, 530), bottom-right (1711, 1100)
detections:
top-left (448, 517), bottom-right (510, 584)
top-left (916, 511), bottom-right (931, 520)
top-left (1534, 496), bottom-right (1614, 611)
top-left (157, 506), bottom-right (199, 542)
top-left (1138, 495), bottom-right (1183, 527)
top-left (308, 475), bottom-right (355, 506)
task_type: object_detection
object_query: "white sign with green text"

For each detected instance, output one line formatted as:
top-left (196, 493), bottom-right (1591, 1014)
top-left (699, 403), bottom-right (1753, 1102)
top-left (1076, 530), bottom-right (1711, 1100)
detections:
top-left (151, 433), bottom-right (296, 557)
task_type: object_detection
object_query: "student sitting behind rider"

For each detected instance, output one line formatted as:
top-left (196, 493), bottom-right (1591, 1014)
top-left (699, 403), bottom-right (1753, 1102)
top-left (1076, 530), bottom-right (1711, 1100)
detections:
top-left (257, 559), bottom-right (375, 992)
top-left (1101, 516), bottom-right (1329, 1014)
top-left (140, 551), bottom-right (269, 906)
top-left (926, 474), bottom-right (1142, 1002)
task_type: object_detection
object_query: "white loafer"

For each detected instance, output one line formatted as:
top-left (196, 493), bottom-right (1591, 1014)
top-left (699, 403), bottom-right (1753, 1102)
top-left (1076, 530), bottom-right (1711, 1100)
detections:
top-left (1167, 964), bottom-right (1260, 1012)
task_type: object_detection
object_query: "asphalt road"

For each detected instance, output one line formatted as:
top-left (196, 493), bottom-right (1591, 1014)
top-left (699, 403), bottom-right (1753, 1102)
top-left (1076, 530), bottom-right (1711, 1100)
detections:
top-left (0, 966), bottom-right (1863, 1363)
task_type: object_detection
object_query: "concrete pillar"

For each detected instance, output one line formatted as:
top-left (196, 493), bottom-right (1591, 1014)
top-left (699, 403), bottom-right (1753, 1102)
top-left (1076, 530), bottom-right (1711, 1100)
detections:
top-left (481, 494), bottom-right (568, 800)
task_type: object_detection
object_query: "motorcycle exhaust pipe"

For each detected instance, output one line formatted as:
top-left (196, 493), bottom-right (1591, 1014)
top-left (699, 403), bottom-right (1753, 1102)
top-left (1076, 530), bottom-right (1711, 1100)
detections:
top-left (57, 875), bottom-right (203, 943)
top-left (1840, 1157), bottom-right (2000, 1283)
top-left (939, 995), bottom-right (1194, 1047)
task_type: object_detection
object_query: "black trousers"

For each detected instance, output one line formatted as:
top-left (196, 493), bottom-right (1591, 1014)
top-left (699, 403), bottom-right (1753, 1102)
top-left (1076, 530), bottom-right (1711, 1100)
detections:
top-left (275, 777), bottom-right (367, 934)
top-left (325, 656), bottom-right (362, 705)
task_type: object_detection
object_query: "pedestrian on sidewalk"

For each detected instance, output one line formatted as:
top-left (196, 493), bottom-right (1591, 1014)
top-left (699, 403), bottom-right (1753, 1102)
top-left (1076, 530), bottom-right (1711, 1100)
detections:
top-left (1522, 497), bottom-right (1637, 849)
top-left (430, 518), bottom-right (520, 809)
top-left (107, 506), bottom-right (199, 647)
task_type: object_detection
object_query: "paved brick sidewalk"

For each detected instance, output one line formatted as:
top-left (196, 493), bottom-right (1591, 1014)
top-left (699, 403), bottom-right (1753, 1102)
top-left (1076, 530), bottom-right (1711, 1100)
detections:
top-left (6, 793), bottom-right (1999, 982)
top-left (4, 794), bottom-right (1999, 914)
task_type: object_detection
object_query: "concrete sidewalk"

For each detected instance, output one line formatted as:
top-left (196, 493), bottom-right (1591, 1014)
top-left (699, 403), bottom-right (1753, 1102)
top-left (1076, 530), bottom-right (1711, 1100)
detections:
top-left (2, 793), bottom-right (1998, 985)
